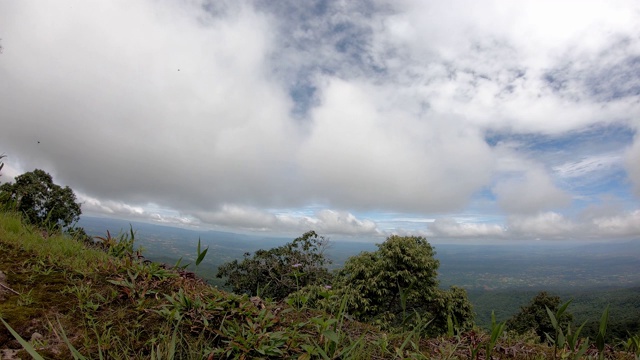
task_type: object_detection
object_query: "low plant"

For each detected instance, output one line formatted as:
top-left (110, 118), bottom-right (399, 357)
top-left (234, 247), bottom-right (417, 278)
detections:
top-left (596, 305), bottom-right (610, 360)
top-left (483, 311), bottom-right (506, 360)
top-left (623, 333), bottom-right (640, 359)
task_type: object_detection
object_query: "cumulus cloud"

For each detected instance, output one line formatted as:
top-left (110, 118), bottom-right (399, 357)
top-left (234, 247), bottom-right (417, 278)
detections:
top-left (492, 146), bottom-right (572, 214)
top-left (507, 212), bottom-right (577, 238)
top-left (297, 78), bottom-right (495, 212)
top-left (193, 205), bottom-right (380, 236)
top-left (0, 0), bottom-right (298, 210)
top-left (493, 169), bottom-right (572, 214)
top-left (429, 218), bottom-right (505, 238)
top-left (78, 193), bottom-right (198, 227)
top-left (314, 209), bottom-right (379, 235)
top-left (626, 136), bottom-right (640, 196)
top-left (591, 210), bottom-right (640, 237)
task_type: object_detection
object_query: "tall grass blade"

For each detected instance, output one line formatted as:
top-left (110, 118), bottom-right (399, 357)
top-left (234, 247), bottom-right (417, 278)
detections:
top-left (0, 318), bottom-right (46, 360)
top-left (195, 237), bottom-right (208, 266)
top-left (596, 305), bottom-right (610, 360)
top-left (57, 318), bottom-right (88, 360)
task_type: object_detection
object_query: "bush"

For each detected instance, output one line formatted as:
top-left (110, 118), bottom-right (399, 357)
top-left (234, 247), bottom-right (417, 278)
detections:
top-left (335, 235), bottom-right (474, 335)
top-left (216, 231), bottom-right (333, 300)
top-left (506, 291), bottom-right (573, 342)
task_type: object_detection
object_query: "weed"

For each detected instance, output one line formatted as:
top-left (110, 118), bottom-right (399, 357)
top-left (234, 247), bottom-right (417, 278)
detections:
top-left (484, 311), bottom-right (506, 360)
top-left (596, 305), bottom-right (610, 360)
top-left (16, 289), bottom-right (35, 306)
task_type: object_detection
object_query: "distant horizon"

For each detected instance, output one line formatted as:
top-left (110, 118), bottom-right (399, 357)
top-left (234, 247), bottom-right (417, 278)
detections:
top-left (78, 215), bottom-right (640, 246)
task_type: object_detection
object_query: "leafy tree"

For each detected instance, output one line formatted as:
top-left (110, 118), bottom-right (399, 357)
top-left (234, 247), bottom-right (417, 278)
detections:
top-left (335, 235), bottom-right (474, 334)
top-left (216, 231), bottom-right (333, 300)
top-left (0, 169), bottom-right (81, 230)
top-left (506, 291), bottom-right (573, 342)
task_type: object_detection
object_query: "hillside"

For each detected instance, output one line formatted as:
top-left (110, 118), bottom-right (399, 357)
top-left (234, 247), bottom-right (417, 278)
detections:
top-left (1, 211), bottom-right (640, 359)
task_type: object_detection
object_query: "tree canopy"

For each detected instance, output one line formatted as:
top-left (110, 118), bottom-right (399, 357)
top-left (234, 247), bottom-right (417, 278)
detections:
top-left (0, 169), bottom-right (82, 230)
top-left (335, 235), bottom-right (473, 334)
top-left (506, 291), bottom-right (573, 342)
top-left (216, 231), bottom-right (333, 300)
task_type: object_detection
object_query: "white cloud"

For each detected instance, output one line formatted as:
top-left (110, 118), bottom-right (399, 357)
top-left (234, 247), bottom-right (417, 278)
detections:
top-left (554, 154), bottom-right (622, 179)
top-left (492, 148), bottom-right (573, 214)
top-left (297, 78), bottom-right (494, 212)
top-left (429, 218), bottom-right (505, 238)
top-left (193, 205), bottom-right (380, 236)
top-left (0, 0), bottom-right (298, 210)
top-left (507, 212), bottom-right (577, 238)
top-left (591, 210), bottom-right (640, 237)
top-left (377, 0), bottom-right (640, 135)
top-left (314, 209), bottom-right (379, 235)
top-left (626, 136), bottom-right (640, 196)
top-left (505, 210), bottom-right (640, 240)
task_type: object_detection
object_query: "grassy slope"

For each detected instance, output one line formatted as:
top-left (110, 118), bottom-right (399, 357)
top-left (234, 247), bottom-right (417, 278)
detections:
top-left (0, 211), bottom-right (637, 359)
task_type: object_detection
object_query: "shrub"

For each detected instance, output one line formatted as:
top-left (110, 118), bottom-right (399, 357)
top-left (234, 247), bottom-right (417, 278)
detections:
top-left (335, 235), bottom-right (474, 335)
top-left (216, 231), bottom-right (333, 300)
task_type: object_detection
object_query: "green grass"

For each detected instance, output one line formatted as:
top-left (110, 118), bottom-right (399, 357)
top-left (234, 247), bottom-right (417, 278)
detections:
top-left (1, 210), bottom-right (639, 359)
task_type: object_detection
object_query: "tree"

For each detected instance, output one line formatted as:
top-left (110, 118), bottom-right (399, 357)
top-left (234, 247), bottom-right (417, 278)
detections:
top-left (0, 169), bottom-right (81, 230)
top-left (506, 291), bottom-right (573, 342)
top-left (335, 235), bottom-right (474, 334)
top-left (216, 231), bottom-right (333, 300)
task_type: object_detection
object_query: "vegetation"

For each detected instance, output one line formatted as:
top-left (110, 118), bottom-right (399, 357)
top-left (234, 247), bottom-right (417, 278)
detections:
top-left (1, 166), bottom-right (640, 358)
top-left (331, 235), bottom-right (473, 335)
top-left (0, 169), bottom-right (81, 230)
top-left (216, 230), bottom-right (332, 300)
top-left (0, 154), bottom-right (5, 178)
top-left (506, 291), bottom-right (574, 342)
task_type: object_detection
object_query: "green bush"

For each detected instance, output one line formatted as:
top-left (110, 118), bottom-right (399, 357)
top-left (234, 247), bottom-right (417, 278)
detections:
top-left (335, 235), bottom-right (474, 335)
top-left (506, 291), bottom-right (573, 342)
top-left (216, 231), bottom-right (333, 300)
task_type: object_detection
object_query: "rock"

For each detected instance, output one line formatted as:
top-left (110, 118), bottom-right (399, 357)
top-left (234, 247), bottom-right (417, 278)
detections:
top-left (31, 332), bottom-right (44, 341)
top-left (0, 349), bottom-right (20, 360)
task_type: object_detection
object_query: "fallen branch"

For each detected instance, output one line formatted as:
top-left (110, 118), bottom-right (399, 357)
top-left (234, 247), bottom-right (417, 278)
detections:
top-left (0, 282), bottom-right (20, 295)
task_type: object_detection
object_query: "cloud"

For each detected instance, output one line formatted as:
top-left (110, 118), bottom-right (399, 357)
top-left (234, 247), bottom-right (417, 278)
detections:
top-left (0, 1), bottom-right (299, 209)
top-left (493, 169), bottom-right (572, 214)
top-left (193, 205), bottom-right (380, 236)
top-left (507, 212), bottom-right (577, 238)
top-left (591, 210), bottom-right (640, 237)
top-left (506, 210), bottom-right (640, 239)
top-left (626, 136), bottom-right (640, 196)
top-left (492, 146), bottom-right (572, 214)
top-left (78, 193), bottom-right (198, 227)
top-left (553, 154), bottom-right (622, 179)
top-left (429, 218), bottom-right (505, 238)
top-left (314, 209), bottom-right (379, 235)
top-left (297, 78), bottom-right (495, 212)
top-left (372, 0), bottom-right (640, 135)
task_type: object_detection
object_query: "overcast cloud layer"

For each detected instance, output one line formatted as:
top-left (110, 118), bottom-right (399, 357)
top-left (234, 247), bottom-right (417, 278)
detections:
top-left (1, 0), bottom-right (639, 241)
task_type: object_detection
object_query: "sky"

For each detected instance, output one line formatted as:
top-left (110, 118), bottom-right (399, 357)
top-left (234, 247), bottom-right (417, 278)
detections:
top-left (1, 0), bottom-right (639, 242)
